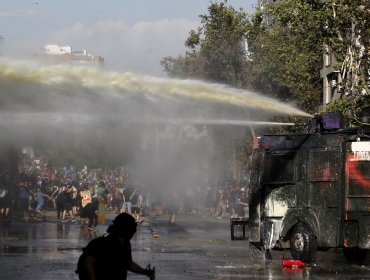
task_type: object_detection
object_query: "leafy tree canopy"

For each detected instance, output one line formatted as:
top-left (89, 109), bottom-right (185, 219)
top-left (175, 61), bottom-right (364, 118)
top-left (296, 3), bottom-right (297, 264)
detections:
top-left (246, 0), bottom-right (331, 113)
top-left (161, 0), bottom-right (250, 88)
top-left (246, 0), bottom-right (369, 115)
top-left (160, 0), bottom-right (369, 173)
top-left (325, 0), bottom-right (369, 121)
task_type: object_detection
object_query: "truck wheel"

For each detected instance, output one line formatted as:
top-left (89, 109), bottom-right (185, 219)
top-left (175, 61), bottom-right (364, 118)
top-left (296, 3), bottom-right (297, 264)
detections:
top-left (343, 247), bottom-right (368, 263)
top-left (290, 223), bottom-right (317, 262)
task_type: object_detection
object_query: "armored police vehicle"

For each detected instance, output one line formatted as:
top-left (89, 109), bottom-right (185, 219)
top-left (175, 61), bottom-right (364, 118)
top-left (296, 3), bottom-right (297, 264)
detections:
top-left (248, 112), bottom-right (370, 263)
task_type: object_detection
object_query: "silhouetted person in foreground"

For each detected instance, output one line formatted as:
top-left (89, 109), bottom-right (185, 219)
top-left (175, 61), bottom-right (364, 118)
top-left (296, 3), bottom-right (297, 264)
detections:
top-left (76, 212), bottom-right (155, 280)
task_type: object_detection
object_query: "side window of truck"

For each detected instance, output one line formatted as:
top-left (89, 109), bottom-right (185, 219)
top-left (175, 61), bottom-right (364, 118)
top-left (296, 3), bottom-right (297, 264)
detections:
top-left (308, 150), bottom-right (341, 182)
top-left (262, 154), bottom-right (295, 184)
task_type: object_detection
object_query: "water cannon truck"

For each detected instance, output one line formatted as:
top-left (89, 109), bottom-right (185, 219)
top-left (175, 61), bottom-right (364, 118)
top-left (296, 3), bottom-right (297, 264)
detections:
top-left (247, 110), bottom-right (370, 263)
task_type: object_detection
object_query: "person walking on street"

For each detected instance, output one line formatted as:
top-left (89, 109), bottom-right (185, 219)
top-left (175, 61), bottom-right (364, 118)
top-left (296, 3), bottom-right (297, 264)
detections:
top-left (111, 184), bottom-right (124, 214)
top-left (71, 185), bottom-right (80, 216)
top-left (76, 212), bottom-right (155, 280)
top-left (34, 187), bottom-right (50, 219)
top-left (80, 200), bottom-right (99, 231)
top-left (130, 186), bottom-right (142, 222)
top-left (18, 182), bottom-right (30, 221)
top-left (55, 187), bottom-right (65, 219)
top-left (62, 185), bottom-right (76, 222)
top-left (0, 184), bottom-right (11, 220)
top-left (48, 185), bottom-right (59, 210)
top-left (167, 191), bottom-right (178, 225)
top-left (122, 186), bottom-right (132, 214)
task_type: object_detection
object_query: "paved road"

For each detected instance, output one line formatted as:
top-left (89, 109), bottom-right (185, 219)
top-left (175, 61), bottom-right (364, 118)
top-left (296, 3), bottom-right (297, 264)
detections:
top-left (0, 210), bottom-right (369, 279)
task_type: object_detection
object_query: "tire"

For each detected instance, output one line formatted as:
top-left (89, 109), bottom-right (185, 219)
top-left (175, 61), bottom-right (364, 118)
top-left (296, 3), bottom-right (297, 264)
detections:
top-left (290, 223), bottom-right (317, 262)
top-left (343, 247), bottom-right (368, 263)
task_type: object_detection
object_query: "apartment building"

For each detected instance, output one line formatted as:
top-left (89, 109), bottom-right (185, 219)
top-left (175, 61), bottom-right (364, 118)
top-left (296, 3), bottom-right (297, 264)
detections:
top-left (39, 44), bottom-right (104, 66)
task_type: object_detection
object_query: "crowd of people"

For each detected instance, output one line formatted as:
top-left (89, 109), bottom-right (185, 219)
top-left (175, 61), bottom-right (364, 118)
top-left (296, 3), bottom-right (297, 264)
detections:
top-left (0, 151), bottom-right (252, 280)
top-left (197, 184), bottom-right (249, 219)
top-left (0, 152), bottom-right (147, 225)
top-left (0, 151), bottom-right (250, 225)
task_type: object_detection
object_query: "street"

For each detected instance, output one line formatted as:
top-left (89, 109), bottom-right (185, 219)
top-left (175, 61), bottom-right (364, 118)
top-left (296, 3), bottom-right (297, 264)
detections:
top-left (0, 211), bottom-right (369, 280)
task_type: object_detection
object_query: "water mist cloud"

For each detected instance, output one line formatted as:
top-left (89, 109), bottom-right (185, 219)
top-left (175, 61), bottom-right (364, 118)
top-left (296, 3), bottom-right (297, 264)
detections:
top-left (0, 58), bottom-right (310, 194)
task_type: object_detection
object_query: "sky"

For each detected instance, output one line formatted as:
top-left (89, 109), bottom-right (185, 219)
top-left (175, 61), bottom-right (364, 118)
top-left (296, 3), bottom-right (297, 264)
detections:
top-left (0, 0), bottom-right (258, 76)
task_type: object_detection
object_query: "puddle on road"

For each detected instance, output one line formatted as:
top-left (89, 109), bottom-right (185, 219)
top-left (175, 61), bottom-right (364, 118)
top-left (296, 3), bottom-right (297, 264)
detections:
top-left (0, 221), bottom-right (97, 255)
top-left (1, 218), bottom-right (368, 279)
top-left (0, 245), bottom-right (81, 254)
top-left (0, 219), bottom-right (164, 256)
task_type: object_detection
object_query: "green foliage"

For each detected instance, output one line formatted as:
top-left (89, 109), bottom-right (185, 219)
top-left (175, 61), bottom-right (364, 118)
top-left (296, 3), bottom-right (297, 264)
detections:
top-left (246, 0), bottom-right (329, 113)
top-left (327, 95), bottom-right (370, 126)
top-left (161, 0), bottom-right (368, 114)
top-left (326, 98), bottom-right (351, 113)
top-left (161, 1), bottom-right (250, 87)
top-left (325, 0), bottom-right (369, 98)
top-left (308, 0), bottom-right (370, 117)
top-left (248, 0), bottom-right (369, 113)
top-left (325, 0), bottom-right (369, 58)
top-left (160, 0), bottom-right (370, 178)
top-left (160, 56), bottom-right (189, 78)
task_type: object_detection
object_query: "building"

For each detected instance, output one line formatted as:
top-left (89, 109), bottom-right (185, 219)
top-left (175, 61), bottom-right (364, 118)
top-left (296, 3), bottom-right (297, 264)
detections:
top-left (258, 0), bottom-right (278, 25)
top-left (320, 36), bottom-right (369, 111)
top-left (39, 44), bottom-right (104, 66)
top-left (320, 47), bottom-right (342, 110)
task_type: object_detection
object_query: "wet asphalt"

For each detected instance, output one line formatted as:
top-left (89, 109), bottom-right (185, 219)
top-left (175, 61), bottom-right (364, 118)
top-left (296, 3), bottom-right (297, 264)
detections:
top-left (0, 210), bottom-right (369, 280)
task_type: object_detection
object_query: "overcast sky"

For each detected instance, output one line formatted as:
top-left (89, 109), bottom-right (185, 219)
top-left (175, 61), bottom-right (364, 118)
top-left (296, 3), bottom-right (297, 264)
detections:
top-left (0, 0), bottom-right (258, 76)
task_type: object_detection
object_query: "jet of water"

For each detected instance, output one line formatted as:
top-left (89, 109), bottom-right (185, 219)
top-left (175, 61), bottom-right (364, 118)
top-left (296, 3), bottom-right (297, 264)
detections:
top-left (0, 58), bottom-right (312, 122)
top-left (162, 118), bottom-right (295, 127)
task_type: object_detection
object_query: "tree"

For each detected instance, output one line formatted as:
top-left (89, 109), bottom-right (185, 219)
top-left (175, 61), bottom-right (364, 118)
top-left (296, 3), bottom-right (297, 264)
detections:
top-left (327, 0), bottom-right (369, 94)
top-left (160, 1), bottom-right (254, 182)
top-left (161, 0), bottom-right (251, 88)
top-left (160, 0), bottom-right (369, 180)
top-left (246, 0), bottom-right (330, 113)
top-left (325, 0), bottom-right (370, 124)
top-left (246, 0), bottom-right (369, 116)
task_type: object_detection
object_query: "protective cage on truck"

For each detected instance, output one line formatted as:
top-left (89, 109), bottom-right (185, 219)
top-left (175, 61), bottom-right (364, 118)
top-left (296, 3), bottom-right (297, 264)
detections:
top-left (248, 112), bottom-right (370, 263)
